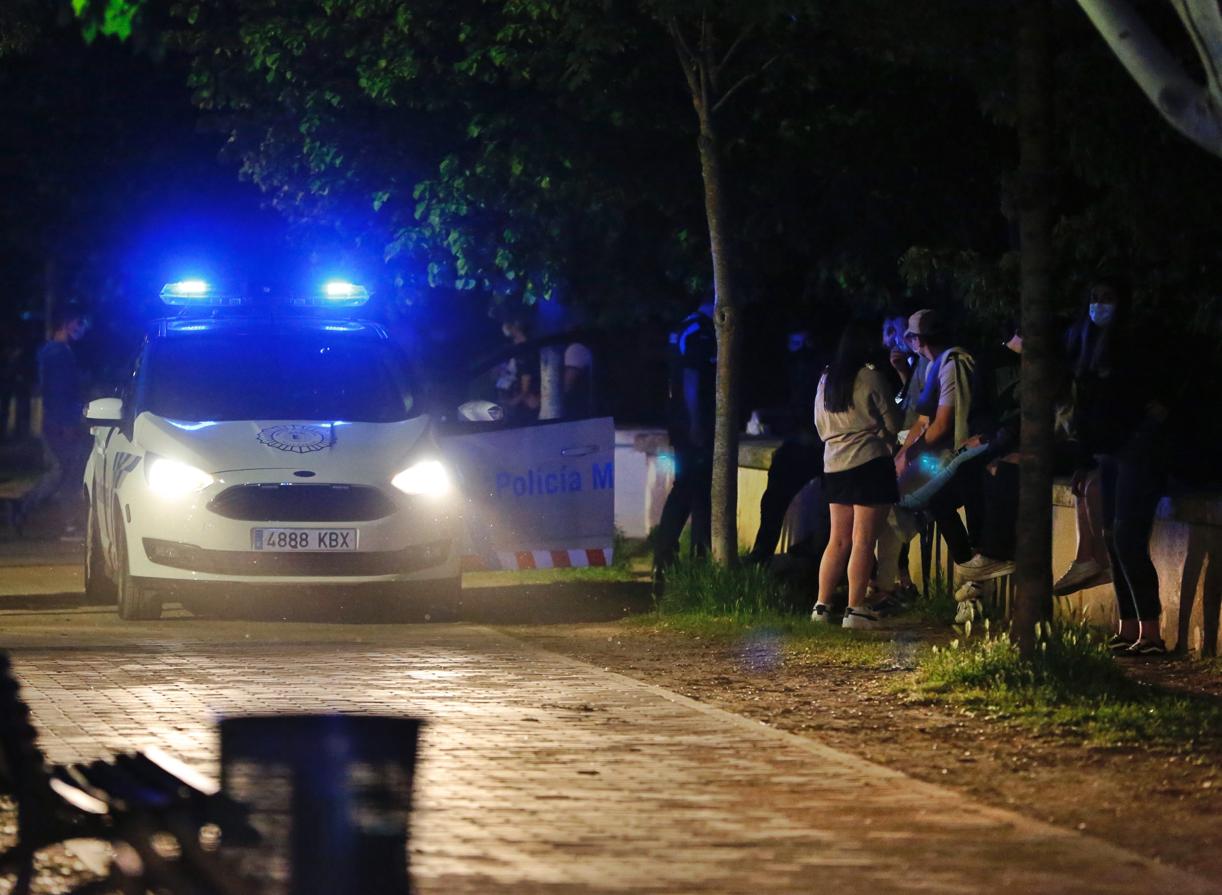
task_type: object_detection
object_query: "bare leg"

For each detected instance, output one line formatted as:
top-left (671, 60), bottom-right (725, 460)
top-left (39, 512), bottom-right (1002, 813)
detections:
top-left (817, 504), bottom-right (854, 607)
top-left (848, 505), bottom-right (889, 609)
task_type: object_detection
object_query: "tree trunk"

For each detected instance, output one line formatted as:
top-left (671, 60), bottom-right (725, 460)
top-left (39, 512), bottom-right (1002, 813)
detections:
top-left (696, 117), bottom-right (741, 565)
top-left (538, 344), bottom-right (564, 420)
top-left (1013, 0), bottom-right (1056, 658)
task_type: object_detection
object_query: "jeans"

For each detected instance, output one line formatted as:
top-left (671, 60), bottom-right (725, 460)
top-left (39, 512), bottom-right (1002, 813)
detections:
top-left (1098, 434), bottom-right (1166, 621)
top-left (653, 444), bottom-right (713, 569)
top-left (926, 453), bottom-right (990, 566)
top-left (975, 461), bottom-right (1019, 561)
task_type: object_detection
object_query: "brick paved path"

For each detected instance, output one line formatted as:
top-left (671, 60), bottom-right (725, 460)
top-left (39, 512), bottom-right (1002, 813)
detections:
top-left (8, 625), bottom-right (1219, 894)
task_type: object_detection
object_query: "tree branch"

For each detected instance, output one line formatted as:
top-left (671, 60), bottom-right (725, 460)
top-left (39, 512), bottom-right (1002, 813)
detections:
top-left (1077, 0), bottom-right (1222, 157)
top-left (711, 54), bottom-right (778, 116)
top-left (700, 13), bottom-right (715, 101)
top-left (669, 20), bottom-right (702, 107)
top-left (1171, 0), bottom-right (1222, 101)
top-left (715, 22), bottom-right (755, 81)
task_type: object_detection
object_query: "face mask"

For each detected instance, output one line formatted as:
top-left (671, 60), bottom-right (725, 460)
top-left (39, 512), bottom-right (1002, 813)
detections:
top-left (1088, 303), bottom-right (1116, 327)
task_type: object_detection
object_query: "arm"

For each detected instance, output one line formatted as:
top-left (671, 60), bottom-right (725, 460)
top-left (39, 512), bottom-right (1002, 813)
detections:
top-left (873, 372), bottom-right (903, 439)
top-left (922, 404), bottom-right (956, 449)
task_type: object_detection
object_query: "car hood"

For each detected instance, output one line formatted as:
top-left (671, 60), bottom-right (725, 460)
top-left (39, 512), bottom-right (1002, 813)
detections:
top-left (133, 412), bottom-right (433, 476)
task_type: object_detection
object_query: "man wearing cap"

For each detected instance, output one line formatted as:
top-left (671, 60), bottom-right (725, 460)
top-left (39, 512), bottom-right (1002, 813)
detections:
top-left (883, 309), bottom-right (978, 578)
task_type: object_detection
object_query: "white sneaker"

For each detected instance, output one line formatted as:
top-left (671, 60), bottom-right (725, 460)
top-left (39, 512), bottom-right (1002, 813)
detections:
top-left (1052, 559), bottom-right (1111, 596)
top-left (842, 606), bottom-right (880, 629)
top-left (810, 603), bottom-right (837, 624)
top-left (957, 554), bottom-right (1016, 582)
top-left (954, 580), bottom-right (985, 603)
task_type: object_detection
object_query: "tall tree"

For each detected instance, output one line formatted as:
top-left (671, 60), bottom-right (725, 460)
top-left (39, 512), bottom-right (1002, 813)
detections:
top-left (663, 9), bottom-right (785, 563)
top-left (1013, 0), bottom-right (1056, 657)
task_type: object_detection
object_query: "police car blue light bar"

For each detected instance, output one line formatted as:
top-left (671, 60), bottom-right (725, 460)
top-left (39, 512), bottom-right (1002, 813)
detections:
top-left (287, 281), bottom-right (370, 307)
top-left (159, 281), bottom-right (245, 306)
top-left (320, 281), bottom-right (370, 305)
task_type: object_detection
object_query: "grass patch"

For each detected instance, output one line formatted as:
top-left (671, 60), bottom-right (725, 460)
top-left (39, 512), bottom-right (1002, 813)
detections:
top-left (653, 556), bottom-right (798, 619)
top-left (637, 556), bottom-right (898, 668)
top-left (627, 610), bottom-right (896, 669)
top-left (912, 576), bottom-right (958, 626)
top-left (914, 618), bottom-right (1222, 745)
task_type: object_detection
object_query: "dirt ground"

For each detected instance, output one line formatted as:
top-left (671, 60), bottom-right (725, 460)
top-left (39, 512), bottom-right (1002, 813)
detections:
top-left (505, 617), bottom-right (1222, 881)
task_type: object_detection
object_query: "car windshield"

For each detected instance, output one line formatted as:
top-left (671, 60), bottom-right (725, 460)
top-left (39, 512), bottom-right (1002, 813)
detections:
top-left (140, 332), bottom-right (417, 422)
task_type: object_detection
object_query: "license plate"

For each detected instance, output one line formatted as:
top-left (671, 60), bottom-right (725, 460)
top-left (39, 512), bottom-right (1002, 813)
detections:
top-left (252, 528), bottom-right (358, 552)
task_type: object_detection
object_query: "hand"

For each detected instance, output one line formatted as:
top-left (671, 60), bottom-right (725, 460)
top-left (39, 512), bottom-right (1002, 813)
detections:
top-left (1071, 467), bottom-right (1089, 497)
top-left (894, 449), bottom-right (909, 478)
top-left (963, 434), bottom-right (985, 450)
top-left (889, 349), bottom-right (910, 382)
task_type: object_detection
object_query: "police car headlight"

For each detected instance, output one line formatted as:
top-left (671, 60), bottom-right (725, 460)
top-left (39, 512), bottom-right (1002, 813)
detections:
top-left (391, 460), bottom-right (451, 497)
top-left (146, 456), bottom-right (214, 498)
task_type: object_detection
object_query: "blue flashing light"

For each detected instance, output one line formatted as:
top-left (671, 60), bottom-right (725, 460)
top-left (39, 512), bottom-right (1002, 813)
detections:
top-left (308, 280), bottom-right (370, 307)
top-left (171, 279), bottom-right (209, 296)
top-left (324, 280), bottom-right (360, 297)
top-left (160, 280), bottom-right (244, 306)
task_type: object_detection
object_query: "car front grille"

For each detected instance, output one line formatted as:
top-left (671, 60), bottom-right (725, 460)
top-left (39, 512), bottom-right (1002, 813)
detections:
top-left (207, 483), bottom-right (397, 522)
top-left (142, 538), bottom-right (451, 576)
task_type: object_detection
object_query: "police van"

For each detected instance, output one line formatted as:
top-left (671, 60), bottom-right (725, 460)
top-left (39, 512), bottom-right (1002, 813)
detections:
top-left (83, 280), bottom-right (466, 619)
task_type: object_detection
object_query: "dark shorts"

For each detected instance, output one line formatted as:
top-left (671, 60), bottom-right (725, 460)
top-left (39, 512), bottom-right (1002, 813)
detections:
top-left (823, 455), bottom-right (898, 506)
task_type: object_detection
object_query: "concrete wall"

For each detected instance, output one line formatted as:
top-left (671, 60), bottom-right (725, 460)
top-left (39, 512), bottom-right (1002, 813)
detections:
top-left (613, 429), bottom-right (674, 538)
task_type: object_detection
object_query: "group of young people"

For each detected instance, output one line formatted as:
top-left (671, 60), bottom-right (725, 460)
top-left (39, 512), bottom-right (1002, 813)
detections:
top-left (810, 281), bottom-right (1173, 655)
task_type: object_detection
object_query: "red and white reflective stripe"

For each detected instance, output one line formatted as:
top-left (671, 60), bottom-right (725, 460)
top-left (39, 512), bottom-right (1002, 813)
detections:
top-left (462, 548), bottom-right (613, 571)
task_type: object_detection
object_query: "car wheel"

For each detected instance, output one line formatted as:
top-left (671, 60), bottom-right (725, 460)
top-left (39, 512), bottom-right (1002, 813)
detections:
top-left (115, 514), bottom-right (162, 621)
top-left (84, 509), bottom-right (117, 603)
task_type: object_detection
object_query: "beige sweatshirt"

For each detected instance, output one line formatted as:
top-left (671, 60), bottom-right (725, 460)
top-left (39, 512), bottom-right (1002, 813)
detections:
top-left (814, 365), bottom-right (903, 473)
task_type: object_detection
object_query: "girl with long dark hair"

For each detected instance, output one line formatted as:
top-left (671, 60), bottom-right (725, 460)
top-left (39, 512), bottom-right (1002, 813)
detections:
top-left (811, 321), bottom-right (902, 628)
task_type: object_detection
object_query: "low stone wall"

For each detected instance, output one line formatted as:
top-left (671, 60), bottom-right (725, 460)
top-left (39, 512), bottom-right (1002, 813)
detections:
top-left (734, 438), bottom-right (1222, 656)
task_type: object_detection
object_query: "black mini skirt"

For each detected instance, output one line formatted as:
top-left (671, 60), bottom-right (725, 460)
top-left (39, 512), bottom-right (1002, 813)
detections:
top-left (822, 455), bottom-right (899, 507)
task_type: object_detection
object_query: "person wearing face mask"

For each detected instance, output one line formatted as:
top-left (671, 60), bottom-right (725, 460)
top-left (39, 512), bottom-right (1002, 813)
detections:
top-left (1066, 278), bottom-right (1170, 656)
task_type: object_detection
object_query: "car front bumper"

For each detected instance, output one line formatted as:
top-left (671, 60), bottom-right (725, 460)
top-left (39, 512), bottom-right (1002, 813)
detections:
top-left (121, 473), bottom-right (461, 585)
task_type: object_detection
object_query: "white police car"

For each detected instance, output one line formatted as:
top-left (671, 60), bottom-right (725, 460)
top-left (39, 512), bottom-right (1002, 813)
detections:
top-left (83, 281), bottom-right (462, 619)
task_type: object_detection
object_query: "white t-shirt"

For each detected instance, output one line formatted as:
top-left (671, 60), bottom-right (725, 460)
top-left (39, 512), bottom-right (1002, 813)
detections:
top-left (815, 366), bottom-right (903, 473)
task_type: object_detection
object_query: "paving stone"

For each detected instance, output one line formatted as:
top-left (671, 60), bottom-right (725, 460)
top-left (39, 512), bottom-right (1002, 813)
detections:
top-left (4, 625), bottom-right (1218, 894)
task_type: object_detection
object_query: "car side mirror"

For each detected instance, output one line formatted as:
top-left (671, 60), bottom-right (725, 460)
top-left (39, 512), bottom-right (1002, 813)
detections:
top-left (457, 400), bottom-right (504, 423)
top-left (85, 397), bottom-right (123, 426)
